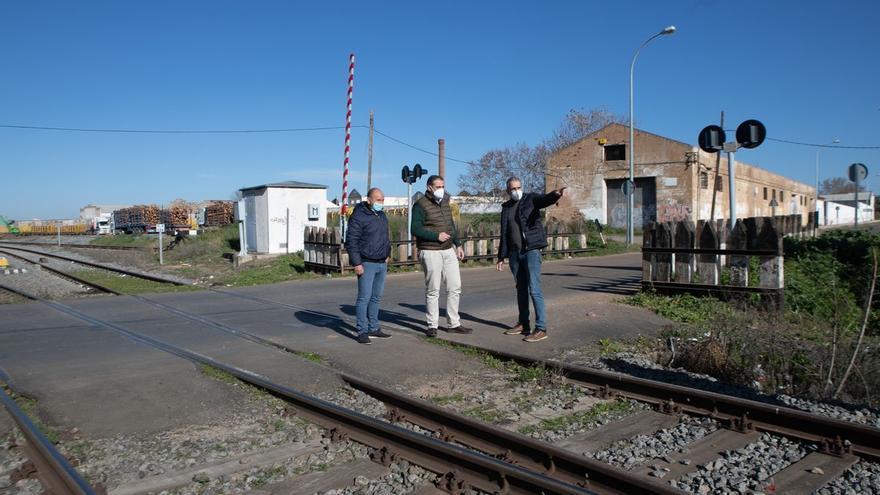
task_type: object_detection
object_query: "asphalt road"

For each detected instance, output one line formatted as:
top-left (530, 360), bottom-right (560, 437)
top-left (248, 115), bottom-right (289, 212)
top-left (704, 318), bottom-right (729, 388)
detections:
top-left (0, 252), bottom-right (669, 439)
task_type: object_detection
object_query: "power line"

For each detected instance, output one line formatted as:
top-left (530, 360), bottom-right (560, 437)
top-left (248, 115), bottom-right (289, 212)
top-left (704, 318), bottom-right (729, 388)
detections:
top-left (0, 122), bottom-right (480, 163)
top-left (0, 124), bottom-right (352, 134)
top-left (372, 128), bottom-right (474, 165)
top-left (765, 137), bottom-right (880, 150)
top-left (720, 130), bottom-right (880, 149)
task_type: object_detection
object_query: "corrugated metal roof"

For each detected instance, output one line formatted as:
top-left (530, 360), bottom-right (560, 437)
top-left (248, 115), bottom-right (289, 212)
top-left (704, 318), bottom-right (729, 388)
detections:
top-left (239, 181), bottom-right (328, 192)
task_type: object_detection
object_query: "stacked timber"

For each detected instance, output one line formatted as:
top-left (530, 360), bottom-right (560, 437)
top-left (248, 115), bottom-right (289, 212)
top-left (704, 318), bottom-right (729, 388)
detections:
top-left (205, 201), bottom-right (234, 226)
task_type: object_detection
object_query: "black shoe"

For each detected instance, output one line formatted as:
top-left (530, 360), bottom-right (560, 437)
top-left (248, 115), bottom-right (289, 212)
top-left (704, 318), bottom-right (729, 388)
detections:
top-left (368, 329), bottom-right (392, 339)
top-left (356, 334), bottom-right (372, 345)
top-left (426, 327), bottom-right (438, 337)
top-left (446, 325), bottom-right (473, 334)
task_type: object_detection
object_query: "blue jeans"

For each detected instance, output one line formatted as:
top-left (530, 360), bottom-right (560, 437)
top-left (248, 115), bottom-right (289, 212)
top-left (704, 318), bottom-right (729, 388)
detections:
top-left (508, 249), bottom-right (546, 331)
top-left (355, 261), bottom-right (387, 335)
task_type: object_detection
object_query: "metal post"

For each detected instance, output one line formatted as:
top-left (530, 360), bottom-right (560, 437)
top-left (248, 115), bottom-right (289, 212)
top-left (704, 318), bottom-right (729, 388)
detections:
top-left (627, 26), bottom-right (675, 246)
top-left (238, 199), bottom-right (247, 258)
top-left (627, 58), bottom-right (635, 246)
top-left (727, 147), bottom-right (737, 230)
top-left (286, 208), bottom-right (290, 254)
top-left (407, 182), bottom-right (413, 258)
top-left (855, 177), bottom-right (860, 227)
top-left (159, 230), bottom-right (164, 265)
top-left (57, 223), bottom-right (61, 247)
top-left (815, 149), bottom-right (820, 237)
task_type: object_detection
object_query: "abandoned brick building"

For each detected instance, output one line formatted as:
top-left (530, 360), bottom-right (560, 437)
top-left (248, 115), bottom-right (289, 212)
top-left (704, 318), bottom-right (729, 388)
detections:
top-left (546, 123), bottom-right (815, 228)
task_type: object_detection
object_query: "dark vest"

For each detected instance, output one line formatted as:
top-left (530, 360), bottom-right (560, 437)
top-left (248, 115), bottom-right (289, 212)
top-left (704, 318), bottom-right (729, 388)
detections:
top-left (415, 194), bottom-right (455, 250)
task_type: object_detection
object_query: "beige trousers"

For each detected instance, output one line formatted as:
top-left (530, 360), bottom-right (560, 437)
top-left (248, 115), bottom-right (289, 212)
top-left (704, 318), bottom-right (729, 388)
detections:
top-left (419, 247), bottom-right (462, 328)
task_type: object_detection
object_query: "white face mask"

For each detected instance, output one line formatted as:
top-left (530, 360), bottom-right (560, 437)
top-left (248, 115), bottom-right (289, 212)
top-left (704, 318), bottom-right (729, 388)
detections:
top-left (432, 188), bottom-right (445, 200)
top-left (510, 190), bottom-right (523, 201)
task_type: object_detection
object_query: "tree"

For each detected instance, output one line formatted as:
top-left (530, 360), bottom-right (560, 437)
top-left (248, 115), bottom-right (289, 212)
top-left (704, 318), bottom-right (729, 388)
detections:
top-left (457, 107), bottom-right (625, 195)
top-left (820, 177), bottom-right (867, 195)
top-left (545, 107), bottom-right (626, 153)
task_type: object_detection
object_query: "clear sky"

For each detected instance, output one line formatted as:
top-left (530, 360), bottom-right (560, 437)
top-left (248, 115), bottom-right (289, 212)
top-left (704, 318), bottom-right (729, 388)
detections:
top-left (1, 0), bottom-right (878, 219)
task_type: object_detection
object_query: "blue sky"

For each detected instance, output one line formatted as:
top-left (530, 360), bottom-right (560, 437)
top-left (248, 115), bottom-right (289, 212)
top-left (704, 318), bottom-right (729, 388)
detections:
top-left (1, 0), bottom-right (878, 219)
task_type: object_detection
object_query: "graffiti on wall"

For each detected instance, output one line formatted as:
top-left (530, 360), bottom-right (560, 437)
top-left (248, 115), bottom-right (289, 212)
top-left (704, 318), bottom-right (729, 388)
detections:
top-left (658, 202), bottom-right (691, 222)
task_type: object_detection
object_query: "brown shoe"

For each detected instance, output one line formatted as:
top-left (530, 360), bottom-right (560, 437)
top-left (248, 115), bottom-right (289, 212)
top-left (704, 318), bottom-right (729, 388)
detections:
top-left (504, 323), bottom-right (529, 335)
top-left (446, 325), bottom-right (473, 334)
top-left (523, 330), bottom-right (548, 343)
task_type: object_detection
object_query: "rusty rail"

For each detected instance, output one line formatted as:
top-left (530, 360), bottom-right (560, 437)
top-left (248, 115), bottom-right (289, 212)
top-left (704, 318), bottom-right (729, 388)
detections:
top-left (0, 283), bottom-right (599, 495)
top-left (0, 244), bottom-right (186, 286)
top-left (432, 342), bottom-right (880, 462)
top-left (0, 386), bottom-right (98, 495)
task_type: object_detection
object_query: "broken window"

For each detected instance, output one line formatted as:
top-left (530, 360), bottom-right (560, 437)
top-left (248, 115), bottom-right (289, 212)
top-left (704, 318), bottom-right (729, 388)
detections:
top-left (604, 144), bottom-right (626, 161)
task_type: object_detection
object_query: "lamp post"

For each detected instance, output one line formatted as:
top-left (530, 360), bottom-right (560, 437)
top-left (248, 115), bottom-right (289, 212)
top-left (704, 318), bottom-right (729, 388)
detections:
top-left (815, 138), bottom-right (839, 233)
top-left (628, 25), bottom-right (676, 246)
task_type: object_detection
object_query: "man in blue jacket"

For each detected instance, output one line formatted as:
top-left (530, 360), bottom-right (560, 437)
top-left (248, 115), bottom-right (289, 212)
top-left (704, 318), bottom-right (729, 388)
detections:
top-left (495, 177), bottom-right (565, 343)
top-left (345, 188), bottom-right (393, 345)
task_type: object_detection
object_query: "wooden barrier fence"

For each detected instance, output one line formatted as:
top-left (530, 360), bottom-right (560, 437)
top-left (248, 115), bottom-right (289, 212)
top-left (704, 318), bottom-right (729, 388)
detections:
top-left (641, 216), bottom-right (787, 307)
top-left (304, 221), bottom-right (598, 274)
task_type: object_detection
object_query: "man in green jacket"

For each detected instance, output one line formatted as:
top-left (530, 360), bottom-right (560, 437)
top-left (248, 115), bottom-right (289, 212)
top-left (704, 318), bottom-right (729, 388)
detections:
top-left (411, 175), bottom-right (472, 337)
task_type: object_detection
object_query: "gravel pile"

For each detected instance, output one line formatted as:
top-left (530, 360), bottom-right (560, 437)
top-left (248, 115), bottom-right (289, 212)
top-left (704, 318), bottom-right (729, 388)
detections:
top-left (816, 460), bottom-right (880, 495)
top-left (674, 434), bottom-right (806, 494)
top-left (589, 416), bottom-right (718, 470)
top-left (565, 351), bottom-right (880, 428)
top-left (5, 245), bottom-right (194, 286)
top-left (319, 387), bottom-right (387, 418)
top-left (323, 460), bottom-right (440, 495)
top-left (1, 433), bottom-right (44, 494)
top-left (0, 256), bottom-right (94, 301)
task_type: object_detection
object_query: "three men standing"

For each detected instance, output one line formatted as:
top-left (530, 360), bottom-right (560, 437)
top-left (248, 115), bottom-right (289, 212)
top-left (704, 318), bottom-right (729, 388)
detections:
top-left (345, 188), bottom-right (393, 345)
top-left (496, 177), bottom-right (565, 343)
top-left (411, 175), bottom-right (472, 337)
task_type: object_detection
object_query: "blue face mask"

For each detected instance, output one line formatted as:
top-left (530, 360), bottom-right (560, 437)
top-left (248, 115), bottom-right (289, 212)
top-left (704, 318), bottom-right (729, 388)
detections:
top-left (371, 203), bottom-right (384, 212)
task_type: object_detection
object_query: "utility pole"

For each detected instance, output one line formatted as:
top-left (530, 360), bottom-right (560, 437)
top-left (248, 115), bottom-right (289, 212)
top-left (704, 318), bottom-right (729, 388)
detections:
top-left (438, 138), bottom-right (445, 178)
top-left (367, 110), bottom-right (374, 191)
top-left (709, 111), bottom-right (723, 221)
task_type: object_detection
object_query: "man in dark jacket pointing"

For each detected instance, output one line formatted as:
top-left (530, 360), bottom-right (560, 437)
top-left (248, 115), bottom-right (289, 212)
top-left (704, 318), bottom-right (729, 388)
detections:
top-left (496, 177), bottom-right (565, 343)
top-left (345, 188), bottom-right (393, 345)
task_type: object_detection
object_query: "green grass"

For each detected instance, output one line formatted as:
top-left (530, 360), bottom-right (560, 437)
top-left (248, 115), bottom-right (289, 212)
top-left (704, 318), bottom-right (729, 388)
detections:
top-left (216, 254), bottom-right (319, 286)
top-left (90, 234), bottom-right (156, 248)
top-left (68, 269), bottom-right (201, 295)
top-left (425, 337), bottom-right (557, 383)
top-left (517, 399), bottom-right (634, 435)
top-left (199, 364), bottom-right (240, 385)
top-left (2, 385), bottom-right (61, 444)
top-left (597, 337), bottom-right (624, 356)
top-left (429, 393), bottom-right (466, 406)
top-left (462, 404), bottom-right (504, 423)
top-left (624, 291), bottom-right (733, 325)
top-left (293, 351), bottom-right (325, 363)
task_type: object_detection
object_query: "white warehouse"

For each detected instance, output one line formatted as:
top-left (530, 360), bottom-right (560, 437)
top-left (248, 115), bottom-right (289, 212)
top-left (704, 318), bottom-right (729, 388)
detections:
top-left (238, 181), bottom-right (328, 254)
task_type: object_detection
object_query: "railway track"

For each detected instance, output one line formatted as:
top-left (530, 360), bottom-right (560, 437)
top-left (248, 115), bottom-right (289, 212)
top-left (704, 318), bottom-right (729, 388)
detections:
top-left (0, 244), bottom-right (186, 287)
top-left (1, 244), bottom-right (876, 492)
top-left (1, 377), bottom-right (99, 495)
top-left (0, 240), bottom-right (150, 252)
top-left (0, 282), bottom-right (682, 494)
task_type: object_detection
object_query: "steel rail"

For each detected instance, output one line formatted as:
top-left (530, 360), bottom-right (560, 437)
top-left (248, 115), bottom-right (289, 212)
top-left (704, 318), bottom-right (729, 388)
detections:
top-left (0, 387), bottom-right (97, 494)
top-left (0, 240), bottom-right (149, 252)
top-left (0, 244), bottom-right (186, 286)
top-left (0, 249), bottom-right (120, 295)
top-left (343, 375), bottom-right (683, 495)
top-left (0, 283), bottom-right (596, 495)
top-left (437, 342), bottom-right (880, 462)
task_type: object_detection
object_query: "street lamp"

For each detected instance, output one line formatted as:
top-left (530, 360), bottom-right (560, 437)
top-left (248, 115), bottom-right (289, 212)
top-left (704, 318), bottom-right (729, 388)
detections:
top-left (627, 25), bottom-right (676, 246)
top-left (815, 138), bottom-right (840, 231)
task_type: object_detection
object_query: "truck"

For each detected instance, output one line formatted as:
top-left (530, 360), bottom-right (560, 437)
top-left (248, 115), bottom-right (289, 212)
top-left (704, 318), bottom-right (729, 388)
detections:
top-left (90, 213), bottom-right (113, 235)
